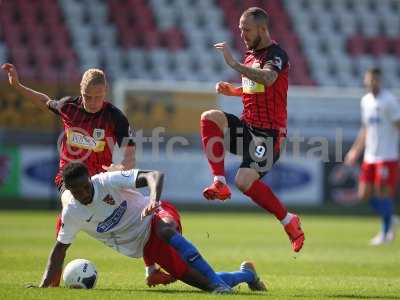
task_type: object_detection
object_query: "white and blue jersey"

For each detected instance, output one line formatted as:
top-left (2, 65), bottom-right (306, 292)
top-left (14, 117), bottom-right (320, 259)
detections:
top-left (58, 170), bottom-right (152, 258)
top-left (361, 90), bottom-right (400, 163)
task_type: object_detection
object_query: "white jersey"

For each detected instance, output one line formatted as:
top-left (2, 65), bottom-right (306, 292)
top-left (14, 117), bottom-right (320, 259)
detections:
top-left (58, 170), bottom-right (152, 258)
top-left (361, 90), bottom-right (400, 163)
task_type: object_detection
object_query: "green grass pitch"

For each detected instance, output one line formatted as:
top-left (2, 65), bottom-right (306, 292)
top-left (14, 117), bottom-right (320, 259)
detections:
top-left (0, 210), bottom-right (399, 300)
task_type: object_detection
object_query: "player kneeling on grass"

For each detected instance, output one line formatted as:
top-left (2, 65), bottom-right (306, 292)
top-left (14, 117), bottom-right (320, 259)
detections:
top-left (37, 162), bottom-right (266, 293)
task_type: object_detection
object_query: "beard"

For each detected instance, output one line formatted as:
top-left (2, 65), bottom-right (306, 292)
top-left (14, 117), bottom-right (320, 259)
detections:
top-left (248, 35), bottom-right (261, 50)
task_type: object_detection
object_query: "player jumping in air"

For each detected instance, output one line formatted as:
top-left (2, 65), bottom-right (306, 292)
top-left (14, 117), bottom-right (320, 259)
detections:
top-left (200, 7), bottom-right (304, 252)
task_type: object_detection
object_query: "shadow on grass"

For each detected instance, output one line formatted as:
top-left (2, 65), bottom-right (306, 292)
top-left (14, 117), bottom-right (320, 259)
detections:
top-left (328, 295), bottom-right (400, 300)
top-left (97, 288), bottom-right (265, 296)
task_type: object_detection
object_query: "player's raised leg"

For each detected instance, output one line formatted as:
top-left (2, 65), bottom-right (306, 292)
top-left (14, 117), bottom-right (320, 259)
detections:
top-left (200, 110), bottom-right (231, 200)
top-left (236, 168), bottom-right (305, 252)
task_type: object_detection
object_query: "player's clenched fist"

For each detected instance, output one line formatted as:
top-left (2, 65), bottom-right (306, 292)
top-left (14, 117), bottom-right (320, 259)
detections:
top-left (215, 81), bottom-right (243, 97)
top-left (216, 81), bottom-right (235, 96)
top-left (1, 63), bottom-right (20, 87)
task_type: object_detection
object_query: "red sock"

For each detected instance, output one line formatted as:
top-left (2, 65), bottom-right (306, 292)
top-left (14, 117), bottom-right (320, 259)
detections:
top-left (244, 180), bottom-right (288, 220)
top-left (200, 118), bottom-right (225, 176)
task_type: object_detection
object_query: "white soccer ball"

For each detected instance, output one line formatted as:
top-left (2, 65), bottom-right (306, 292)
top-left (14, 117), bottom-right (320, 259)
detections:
top-left (63, 259), bottom-right (98, 289)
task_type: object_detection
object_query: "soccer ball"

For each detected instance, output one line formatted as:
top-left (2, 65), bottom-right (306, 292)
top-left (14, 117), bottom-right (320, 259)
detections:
top-left (63, 259), bottom-right (98, 289)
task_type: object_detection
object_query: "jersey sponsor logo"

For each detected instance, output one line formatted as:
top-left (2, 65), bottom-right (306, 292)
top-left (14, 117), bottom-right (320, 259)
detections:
top-left (97, 201), bottom-right (127, 233)
top-left (102, 194), bottom-right (115, 205)
top-left (66, 129), bottom-right (106, 152)
top-left (93, 128), bottom-right (105, 140)
top-left (242, 77), bottom-right (265, 94)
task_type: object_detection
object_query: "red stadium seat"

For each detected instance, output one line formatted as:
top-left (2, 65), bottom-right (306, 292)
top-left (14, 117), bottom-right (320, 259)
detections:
top-left (108, 0), bottom-right (185, 51)
top-left (163, 28), bottom-right (186, 51)
top-left (347, 36), bottom-right (366, 56)
top-left (392, 38), bottom-right (400, 56)
top-left (0, 0), bottom-right (80, 82)
top-left (368, 37), bottom-right (389, 56)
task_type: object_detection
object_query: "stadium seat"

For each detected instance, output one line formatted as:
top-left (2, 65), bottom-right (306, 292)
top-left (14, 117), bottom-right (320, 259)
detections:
top-left (0, 0), bottom-right (79, 82)
top-left (2, 0), bottom-right (398, 85)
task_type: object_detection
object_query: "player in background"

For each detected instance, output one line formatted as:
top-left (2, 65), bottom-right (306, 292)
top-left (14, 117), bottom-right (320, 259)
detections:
top-left (38, 162), bottom-right (267, 293)
top-left (345, 67), bottom-right (400, 245)
top-left (200, 7), bottom-right (304, 252)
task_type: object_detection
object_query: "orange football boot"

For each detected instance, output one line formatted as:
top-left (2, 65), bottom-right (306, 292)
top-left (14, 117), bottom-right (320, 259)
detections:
top-left (202, 181), bottom-right (231, 201)
top-left (284, 214), bottom-right (305, 252)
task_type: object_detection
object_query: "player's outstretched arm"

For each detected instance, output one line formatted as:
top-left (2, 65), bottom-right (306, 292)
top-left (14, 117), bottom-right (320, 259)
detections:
top-left (39, 241), bottom-right (70, 288)
top-left (1, 63), bottom-right (52, 110)
top-left (216, 81), bottom-right (243, 97)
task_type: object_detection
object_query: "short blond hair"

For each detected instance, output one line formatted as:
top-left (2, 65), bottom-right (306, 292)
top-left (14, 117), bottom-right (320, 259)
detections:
top-left (80, 68), bottom-right (107, 91)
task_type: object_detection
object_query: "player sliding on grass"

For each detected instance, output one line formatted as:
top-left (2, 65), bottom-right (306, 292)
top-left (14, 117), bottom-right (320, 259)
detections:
top-left (200, 7), bottom-right (304, 252)
top-left (38, 162), bottom-right (267, 293)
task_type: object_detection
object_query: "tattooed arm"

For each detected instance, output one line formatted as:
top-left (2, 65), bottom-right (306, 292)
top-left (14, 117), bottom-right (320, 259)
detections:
top-left (214, 42), bottom-right (278, 86)
top-left (230, 63), bottom-right (278, 86)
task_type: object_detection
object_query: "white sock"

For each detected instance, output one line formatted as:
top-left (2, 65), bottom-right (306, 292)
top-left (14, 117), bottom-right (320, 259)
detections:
top-left (281, 213), bottom-right (293, 226)
top-left (214, 176), bottom-right (226, 184)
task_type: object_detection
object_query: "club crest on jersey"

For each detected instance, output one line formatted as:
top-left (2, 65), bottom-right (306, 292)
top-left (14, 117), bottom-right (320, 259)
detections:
top-left (93, 128), bottom-right (105, 140)
top-left (271, 56), bottom-right (282, 70)
top-left (121, 169), bottom-right (134, 177)
top-left (102, 195), bottom-right (115, 205)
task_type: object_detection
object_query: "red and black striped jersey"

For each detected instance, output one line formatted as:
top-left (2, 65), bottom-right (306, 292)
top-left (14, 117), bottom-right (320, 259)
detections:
top-left (47, 96), bottom-right (134, 188)
top-left (241, 42), bottom-right (289, 134)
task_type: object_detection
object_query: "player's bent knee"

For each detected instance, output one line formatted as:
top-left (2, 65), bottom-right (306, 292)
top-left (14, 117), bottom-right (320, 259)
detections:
top-left (235, 176), bottom-right (254, 193)
top-left (200, 110), bottom-right (223, 121)
top-left (156, 222), bottom-right (178, 242)
top-left (235, 169), bottom-right (259, 193)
